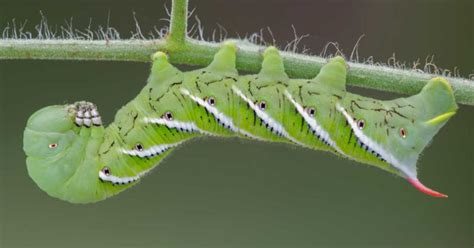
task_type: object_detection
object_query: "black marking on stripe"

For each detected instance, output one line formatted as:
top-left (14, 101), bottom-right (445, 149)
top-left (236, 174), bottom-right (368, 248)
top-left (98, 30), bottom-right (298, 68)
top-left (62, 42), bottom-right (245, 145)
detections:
top-left (301, 117), bottom-right (333, 147)
top-left (246, 103), bottom-right (285, 137)
top-left (342, 108), bottom-right (388, 163)
top-left (197, 103), bottom-right (234, 132)
top-left (133, 146), bottom-right (174, 159)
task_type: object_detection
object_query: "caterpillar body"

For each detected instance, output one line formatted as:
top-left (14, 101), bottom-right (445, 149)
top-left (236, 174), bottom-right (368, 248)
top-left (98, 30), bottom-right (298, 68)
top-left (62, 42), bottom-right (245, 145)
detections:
top-left (23, 42), bottom-right (458, 204)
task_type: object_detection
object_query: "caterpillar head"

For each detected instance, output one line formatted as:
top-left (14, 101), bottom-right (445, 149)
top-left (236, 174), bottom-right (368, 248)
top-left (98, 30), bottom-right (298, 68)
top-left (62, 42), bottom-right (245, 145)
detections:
top-left (338, 77), bottom-right (458, 197)
top-left (23, 102), bottom-right (120, 203)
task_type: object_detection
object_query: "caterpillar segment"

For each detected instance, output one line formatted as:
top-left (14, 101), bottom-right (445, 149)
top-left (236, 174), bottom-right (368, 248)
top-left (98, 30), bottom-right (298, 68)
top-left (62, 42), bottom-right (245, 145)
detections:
top-left (23, 42), bottom-right (457, 203)
top-left (23, 103), bottom-right (107, 203)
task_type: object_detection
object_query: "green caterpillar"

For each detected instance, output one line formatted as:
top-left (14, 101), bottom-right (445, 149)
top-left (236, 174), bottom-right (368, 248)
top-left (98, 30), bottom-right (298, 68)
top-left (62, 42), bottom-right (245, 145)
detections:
top-left (23, 42), bottom-right (458, 204)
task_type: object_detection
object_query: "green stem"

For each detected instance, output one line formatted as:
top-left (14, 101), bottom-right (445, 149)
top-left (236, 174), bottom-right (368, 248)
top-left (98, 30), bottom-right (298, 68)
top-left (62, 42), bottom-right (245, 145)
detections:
top-left (0, 0), bottom-right (473, 106)
top-left (168, 0), bottom-right (188, 46)
top-left (0, 39), bottom-right (166, 61)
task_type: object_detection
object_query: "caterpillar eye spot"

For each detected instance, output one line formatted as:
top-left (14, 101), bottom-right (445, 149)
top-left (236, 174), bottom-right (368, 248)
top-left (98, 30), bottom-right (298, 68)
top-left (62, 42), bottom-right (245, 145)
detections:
top-left (207, 97), bottom-right (216, 106)
top-left (259, 101), bottom-right (267, 110)
top-left (48, 143), bottom-right (58, 149)
top-left (306, 107), bottom-right (316, 117)
top-left (102, 167), bottom-right (111, 176)
top-left (400, 128), bottom-right (407, 138)
top-left (135, 143), bottom-right (144, 151)
top-left (357, 119), bottom-right (365, 129)
top-left (164, 111), bottom-right (173, 121)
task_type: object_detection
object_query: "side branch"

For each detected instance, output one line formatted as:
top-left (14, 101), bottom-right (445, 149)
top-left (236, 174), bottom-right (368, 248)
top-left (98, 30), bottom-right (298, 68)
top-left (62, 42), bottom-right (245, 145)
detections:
top-left (0, 38), bottom-right (473, 106)
top-left (168, 0), bottom-right (188, 46)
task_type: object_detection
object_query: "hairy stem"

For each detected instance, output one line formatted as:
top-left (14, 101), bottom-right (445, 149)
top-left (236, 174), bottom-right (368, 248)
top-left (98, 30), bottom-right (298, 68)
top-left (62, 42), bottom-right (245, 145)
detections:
top-left (0, 39), bottom-right (166, 61)
top-left (0, 0), bottom-right (473, 106)
top-left (168, 0), bottom-right (188, 46)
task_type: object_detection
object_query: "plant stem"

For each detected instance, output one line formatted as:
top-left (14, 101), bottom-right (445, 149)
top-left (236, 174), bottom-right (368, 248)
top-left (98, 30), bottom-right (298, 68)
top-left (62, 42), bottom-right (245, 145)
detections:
top-left (168, 0), bottom-right (188, 46)
top-left (0, 39), bottom-right (166, 61)
top-left (0, 0), bottom-right (473, 106)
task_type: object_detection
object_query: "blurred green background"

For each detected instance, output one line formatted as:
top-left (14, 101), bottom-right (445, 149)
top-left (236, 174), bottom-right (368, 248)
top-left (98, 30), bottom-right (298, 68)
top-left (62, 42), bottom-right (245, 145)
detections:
top-left (0, 0), bottom-right (472, 247)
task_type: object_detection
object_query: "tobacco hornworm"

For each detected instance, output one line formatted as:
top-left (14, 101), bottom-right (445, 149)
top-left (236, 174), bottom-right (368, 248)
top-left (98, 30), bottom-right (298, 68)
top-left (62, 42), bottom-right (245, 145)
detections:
top-left (23, 42), bottom-right (458, 203)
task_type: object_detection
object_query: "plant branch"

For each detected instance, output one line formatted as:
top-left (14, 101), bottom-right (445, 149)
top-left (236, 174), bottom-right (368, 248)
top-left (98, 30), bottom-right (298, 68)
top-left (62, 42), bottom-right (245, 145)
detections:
top-left (0, 39), bottom-right (166, 61)
top-left (0, 0), bottom-right (473, 106)
top-left (168, 0), bottom-right (188, 46)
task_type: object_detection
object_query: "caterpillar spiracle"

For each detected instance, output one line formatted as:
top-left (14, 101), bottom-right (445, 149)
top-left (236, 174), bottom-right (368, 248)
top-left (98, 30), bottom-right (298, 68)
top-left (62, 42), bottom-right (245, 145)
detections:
top-left (23, 42), bottom-right (458, 204)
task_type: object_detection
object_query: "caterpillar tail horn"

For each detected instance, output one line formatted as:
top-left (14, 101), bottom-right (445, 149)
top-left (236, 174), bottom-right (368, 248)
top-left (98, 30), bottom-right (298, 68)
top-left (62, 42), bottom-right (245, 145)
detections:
top-left (406, 178), bottom-right (448, 198)
top-left (408, 77), bottom-right (455, 198)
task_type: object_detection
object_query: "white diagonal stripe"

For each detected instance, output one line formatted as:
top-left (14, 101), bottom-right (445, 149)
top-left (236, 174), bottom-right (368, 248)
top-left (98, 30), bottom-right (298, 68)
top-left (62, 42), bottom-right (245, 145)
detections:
top-left (336, 103), bottom-right (416, 178)
top-left (98, 166), bottom-right (154, 185)
top-left (120, 142), bottom-right (183, 158)
top-left (143, 117), bottom-right (215, 136)
top-left (285, 90), bottom-right (348, 157)
top-left (232, 86), bottom-right (307, 147)
top-left (180, 88), bottom-right (265, 141)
